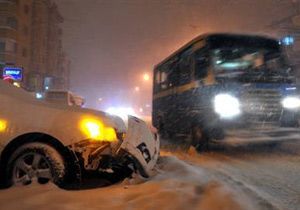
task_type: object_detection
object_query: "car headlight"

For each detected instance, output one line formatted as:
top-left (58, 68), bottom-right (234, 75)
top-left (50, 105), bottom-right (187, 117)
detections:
top-left (0, 119), bottom-right (7, 132)
top-left (80, 118), bottom-right (117, 142)
top-left (281, 97), bottom-right (300, 109)
top-left (214, 94), bottom-right (241, 118)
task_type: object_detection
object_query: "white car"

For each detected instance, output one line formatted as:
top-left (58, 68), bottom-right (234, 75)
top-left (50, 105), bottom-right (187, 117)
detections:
top-left (0, 80), bottom-right (159, 188)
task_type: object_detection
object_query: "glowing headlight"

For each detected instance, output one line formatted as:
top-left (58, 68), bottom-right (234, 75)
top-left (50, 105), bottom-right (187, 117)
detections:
top-left (80, 118), bottom-right (117, 142)
top-left (85, 121), bottom-right (101, 139)
top-left (0, 119), bottom-right (7, 132)
top-left (281, 97), bottom-right (300, 109)
top-left (214, 94), bottom-right (241, 118)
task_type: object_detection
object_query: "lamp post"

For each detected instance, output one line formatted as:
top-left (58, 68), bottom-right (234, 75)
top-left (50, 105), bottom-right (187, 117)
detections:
top-left (143, 73), bottom-right (150, 82)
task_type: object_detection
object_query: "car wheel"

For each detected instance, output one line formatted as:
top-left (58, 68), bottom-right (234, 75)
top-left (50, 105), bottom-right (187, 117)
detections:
top-left (7, 143), bottom-right (66, 187)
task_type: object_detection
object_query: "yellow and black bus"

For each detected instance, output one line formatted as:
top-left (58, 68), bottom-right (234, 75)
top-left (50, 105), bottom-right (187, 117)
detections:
top-left (152, 33), bottom-right (298, 150)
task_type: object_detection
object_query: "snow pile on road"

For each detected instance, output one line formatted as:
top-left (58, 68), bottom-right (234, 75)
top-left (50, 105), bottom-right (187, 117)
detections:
top-left (0, 154), bottom-right (254, 210)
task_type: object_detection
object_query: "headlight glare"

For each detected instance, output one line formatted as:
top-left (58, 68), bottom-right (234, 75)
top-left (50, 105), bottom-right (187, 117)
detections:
top-left (85, 121), bottom-right (101, 139)
top-left (80, 118), bottom-right (117, 142)
top-left (214, 94), bottom-right (241, 118)
top-left (0, 119), bottom-right (7, 132)
top-left (282, 97), bottom-right (300, 109)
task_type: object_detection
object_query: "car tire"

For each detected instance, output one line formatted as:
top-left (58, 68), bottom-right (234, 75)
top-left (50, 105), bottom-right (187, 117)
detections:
top-left (6, 143), bottom-right (66, 187)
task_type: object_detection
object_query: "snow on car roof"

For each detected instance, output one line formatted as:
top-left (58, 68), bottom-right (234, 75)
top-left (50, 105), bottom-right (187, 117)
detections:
top-left (0, 80), bottom-right (105, 115)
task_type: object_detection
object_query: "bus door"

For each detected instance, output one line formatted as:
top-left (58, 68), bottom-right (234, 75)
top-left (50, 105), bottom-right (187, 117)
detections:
top-left (174, 47), bottom-right (194, 135)
top-left (175, 45), bottom-right (211, 136)
top-left (191, 46), bottom-right (213, 132)
top-left (153, 58), bottom-right (179, 138)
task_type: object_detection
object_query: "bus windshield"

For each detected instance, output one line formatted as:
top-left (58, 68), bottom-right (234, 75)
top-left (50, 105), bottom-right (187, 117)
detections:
top-left (208, 35), bottom-right (294, 83)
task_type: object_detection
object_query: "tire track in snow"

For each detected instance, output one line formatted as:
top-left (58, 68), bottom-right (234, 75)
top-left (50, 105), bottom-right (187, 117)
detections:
top-left (180, 156), bottom-right (279, 210)
top-left (183, 142), bottom-right (300, 210)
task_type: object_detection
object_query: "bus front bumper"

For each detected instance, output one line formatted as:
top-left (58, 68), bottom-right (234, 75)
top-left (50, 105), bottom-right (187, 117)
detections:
top-left (209, 110), bottom-right (300, 140)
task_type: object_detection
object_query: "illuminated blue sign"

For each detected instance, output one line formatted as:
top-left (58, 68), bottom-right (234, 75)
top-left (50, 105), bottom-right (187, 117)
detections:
top-left (3, 67), bottom-right (23, 81)
top-left (282, 36), bottom-right (294, 46)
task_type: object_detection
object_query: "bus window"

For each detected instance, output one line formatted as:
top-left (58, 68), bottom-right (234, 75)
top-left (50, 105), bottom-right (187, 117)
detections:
top-left (194, 48), bottom-right (209, 79)
top-left (155, 71), bottom-right (160, 84)
top-left (155, 58), bottom-right (179, 91)
top-left (178, 48), bottom-right (193, 85)
top-left (161, 71), bottom-right (168, 82)
top-left (156, 70), bottom-right (168, 90)
top-left (168, 64), bottom-right (179, 88)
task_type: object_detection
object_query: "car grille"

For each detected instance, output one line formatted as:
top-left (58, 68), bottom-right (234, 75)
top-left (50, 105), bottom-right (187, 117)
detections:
top-left (241, 89), bottom-right (283, 123)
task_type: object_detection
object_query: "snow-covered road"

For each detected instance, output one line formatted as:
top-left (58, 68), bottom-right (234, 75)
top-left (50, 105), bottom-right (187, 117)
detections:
top-left (0, 136), bottom-right (300, 210)
top-left (177, 136), bottom-right (300, 210)
top-left (0, 155), bottom-right (252, 210)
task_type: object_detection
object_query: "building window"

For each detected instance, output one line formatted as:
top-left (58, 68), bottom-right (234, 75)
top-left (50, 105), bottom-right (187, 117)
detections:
top-left (14, 43), bottom-right (17, 53)
top-left (6, 0), bottom-right (18, 3)
top-left (22, 47), bottom-right (27, 57)
top-left (24, 4), bottom-right (29, 14)
top-left (0, 42), bottom-right (5, 52)
top-left (23, 25), bottom-right (28, 36)
top-left (4, 41), bottom-right (17, 53)
top-left (6, 17), bottom-right (18, 30)
top-left (0, 42), bottom-right (5, 53)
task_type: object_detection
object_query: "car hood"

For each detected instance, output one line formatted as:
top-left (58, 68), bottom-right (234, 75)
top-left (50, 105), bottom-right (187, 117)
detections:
top-left (0, 81), bottom-right (127, 133)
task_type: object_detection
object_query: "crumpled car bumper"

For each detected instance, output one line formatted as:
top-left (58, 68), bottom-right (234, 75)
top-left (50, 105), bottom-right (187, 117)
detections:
top-left (70, 116), bottom-right (160, 178)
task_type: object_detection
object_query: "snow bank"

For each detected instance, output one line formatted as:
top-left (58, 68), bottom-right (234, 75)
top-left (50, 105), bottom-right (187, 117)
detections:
top-left (0, 153), bottom-right (254, 210)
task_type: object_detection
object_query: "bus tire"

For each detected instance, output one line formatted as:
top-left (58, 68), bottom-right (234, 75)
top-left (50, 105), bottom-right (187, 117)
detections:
top-left (191, 126), bottom-right (209, 152)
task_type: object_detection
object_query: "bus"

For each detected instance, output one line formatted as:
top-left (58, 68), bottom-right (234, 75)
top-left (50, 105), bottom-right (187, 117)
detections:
top-left (152, 33), bottom-right (299, 150)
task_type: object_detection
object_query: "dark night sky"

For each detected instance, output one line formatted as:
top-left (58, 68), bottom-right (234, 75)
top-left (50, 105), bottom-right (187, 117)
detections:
top-left (55, 0), bottom-right (294, 110)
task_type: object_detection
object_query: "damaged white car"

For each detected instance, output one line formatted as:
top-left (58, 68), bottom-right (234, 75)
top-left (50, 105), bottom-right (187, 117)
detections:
top-left (0, 80), bottom-right (159, 188)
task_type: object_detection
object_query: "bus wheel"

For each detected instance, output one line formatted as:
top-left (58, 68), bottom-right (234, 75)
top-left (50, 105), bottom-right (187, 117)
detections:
top-left (191, 126), bottom-right (209, 152)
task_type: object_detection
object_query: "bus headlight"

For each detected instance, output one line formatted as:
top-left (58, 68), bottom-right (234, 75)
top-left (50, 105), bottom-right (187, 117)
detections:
top-left (281, 97), bottom-right (300, 109)
top-left (214, 94), bottom-right (241, 118)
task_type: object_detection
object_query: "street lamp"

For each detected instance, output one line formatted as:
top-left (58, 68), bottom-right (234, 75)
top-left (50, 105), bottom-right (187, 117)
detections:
top-left (135, 86), bottom-right (140, 92)
top-left (143, 73), bottom-right (150, 81)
